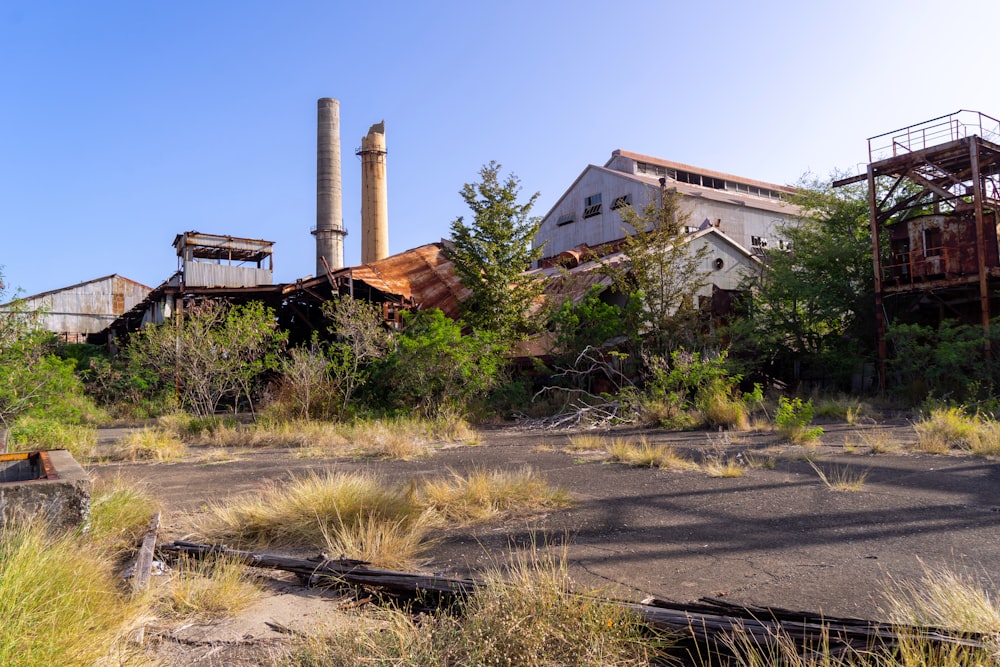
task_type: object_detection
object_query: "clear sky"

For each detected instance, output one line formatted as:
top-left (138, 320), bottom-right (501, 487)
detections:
top-left (3, 0), bottom-right (999, 297)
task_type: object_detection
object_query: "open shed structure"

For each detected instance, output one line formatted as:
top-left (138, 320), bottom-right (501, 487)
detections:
top-left (838, 111), bottom-right (1000, 388)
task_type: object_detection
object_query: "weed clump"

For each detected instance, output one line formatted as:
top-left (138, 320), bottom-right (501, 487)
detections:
top-left (775, 397), bottom-right (824, 444)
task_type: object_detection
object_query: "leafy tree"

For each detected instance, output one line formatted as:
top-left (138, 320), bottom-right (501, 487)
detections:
top-left (447, 161), bottom-right (544, 342)
top-left (323, 295), bottom-right (392, 411)
top-left (601, 186), bottom-right (711, 357)
top-left (0, 275), bottom-right (90, 445)
top-left (123, 301), bottom-right (286, 417)
top-left (731, 176), bottom-right (874, 387)
top-left (369, 309), bottom-right (504, 417)
top-left (549, 286), bottom-right (628, 358)
top-left (886, 319), bottom-right (1000, 404)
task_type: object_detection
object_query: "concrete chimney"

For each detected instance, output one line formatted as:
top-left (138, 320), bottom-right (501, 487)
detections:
top-left (358, 121), bottom-right (389, 263)
top-left (313, 97), bottom-right (346, 275)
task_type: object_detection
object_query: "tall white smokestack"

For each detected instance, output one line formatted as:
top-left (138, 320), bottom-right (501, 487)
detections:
top-left (313, 97), bottom-right (346, 275)
top-left (358, 121), bottom-right (389, 263)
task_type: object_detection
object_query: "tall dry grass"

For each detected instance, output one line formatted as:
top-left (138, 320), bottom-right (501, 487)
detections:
top-left (0, 521), bottom-right (147, 666)
top-left (414, 467), bottom-right (570, 526)
top-left (286, 547), bottom-right (661, 666)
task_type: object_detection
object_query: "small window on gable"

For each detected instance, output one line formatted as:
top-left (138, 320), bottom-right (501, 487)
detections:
top-left (556, 213), bottom-right (575, 227)
top-left (583, 193), bottom-right (602, 218)
top-left (752, 236), bottom-right (768, 249)
top-left (611, 194), bottom-right (631, 210)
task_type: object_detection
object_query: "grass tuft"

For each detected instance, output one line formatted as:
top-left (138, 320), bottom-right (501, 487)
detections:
top-left (109, 426), bottom-right (187, 462)
top-left (161, 554), bottom-right (262, 618)
top-left (195, 471), bottom-right (415, 551)
top-left (0, 521), bottom-right (146, 666)
top-left (288, 547), bottom-right (661, 666)
top-left (806, 459), bottom-right (869, 492)
top-left (87, 475), bottom-right (160, 556)
top-left (415, 467), bottom-right (570, 526)
top-left (605, 437), bottom-right (697, 470)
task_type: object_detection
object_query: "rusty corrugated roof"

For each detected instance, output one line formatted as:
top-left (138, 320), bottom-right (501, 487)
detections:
top-left (331, 242), bottom-right (470, 320)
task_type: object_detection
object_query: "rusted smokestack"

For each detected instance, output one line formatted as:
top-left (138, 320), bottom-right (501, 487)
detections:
top-left (358, 121), bottom-right (389, 263)
top-left (313, 97), bottom-right (346, 275)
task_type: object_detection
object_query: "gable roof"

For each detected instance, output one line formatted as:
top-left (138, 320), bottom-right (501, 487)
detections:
top-left (542, 150), bottom-right (799, 218)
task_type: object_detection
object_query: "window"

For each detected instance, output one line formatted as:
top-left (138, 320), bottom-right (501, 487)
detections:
top-left (556, 213), bottom-right (575, 227)
top-left (924, 227), bottom-right (942, 257)
top-left (751, 236), bottom-right (768, 249)
top-left (583, 193), bottom-right (602, 218)
top-left (611, 194), bottom-right (632, 210)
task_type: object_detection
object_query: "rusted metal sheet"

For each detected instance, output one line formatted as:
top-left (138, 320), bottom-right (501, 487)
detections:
top-left (330, 243), bottom-right (470, 320)
top-left (1, 274), bottom-right (153, 341)
top-left (884, 212), bottom-right (999, 286)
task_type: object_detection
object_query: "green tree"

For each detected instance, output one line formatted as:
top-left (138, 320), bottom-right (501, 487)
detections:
top-left (369, 309), bottom-right (504, 417)
top-left (0, 275), bottom-right (90, 445)
top-left (602, 187), bottom-right (710, 357)
top-left (731, 176), bottom-right (874, 387)
top-left (447, 161), bottom-right (544, 342)
top-left (124, 301), bottom-right (286, 417)
top-left (323, 295), bottom-right (392, 411)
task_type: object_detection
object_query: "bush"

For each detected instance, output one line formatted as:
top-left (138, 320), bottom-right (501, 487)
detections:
top-left (644, 349), bottom-right (746, 429)
top-left (8, 415), bottom-right (97, 460)
top-left (368, 309), bottom-right (505, 417)
top-left (775, 397), bottom-right (823, 443)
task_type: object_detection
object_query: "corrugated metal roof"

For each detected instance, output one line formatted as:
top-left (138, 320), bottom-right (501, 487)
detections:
top-left (329, 242), bottom-right (470, 319)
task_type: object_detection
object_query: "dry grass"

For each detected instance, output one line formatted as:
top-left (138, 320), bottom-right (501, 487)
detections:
top-left (702, 455), bottom-right (746, 478)
top-left (194, 471), bottom-right (416, 550)
top-left (0, 521), bottom-right (148, 666)
top-left (161, 554), bottom-right (263, 618)
top-left (415, 467), bottom-right (570, 526)
top-left (845, 426), bottom-right (901, 454)
top-left (912, 407), bottom-right (977, 454)
top-left (883, 561), bottom-right (1000, 635)
top-left (87, 475), bottom-right (160, 556)
top-left (744, 451), bottom-right (777, 469)
top-left (806, 459), bottom-right (869, 492)
top-left (912, 408), bottom-right (1000, 456)
top-left (565, 433), bottom-right (607, 451)
top-left (320, 511), bottom-right (433, 571)
top-left (605, 437), bottom-right (698, 471)
top-left (287, 547), bottom-right (661, 666)
top-left (109, 426), bottom-right (187, 462)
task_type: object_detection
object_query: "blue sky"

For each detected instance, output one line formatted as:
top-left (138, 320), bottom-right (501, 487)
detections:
top-left (3, 0), bottom-right (999, 297)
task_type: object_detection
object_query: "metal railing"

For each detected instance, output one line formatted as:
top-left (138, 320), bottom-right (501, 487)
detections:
top-left (882, 245), bottom-right (962, 286)
top-left (868, 110), bottom-right (1000, 162)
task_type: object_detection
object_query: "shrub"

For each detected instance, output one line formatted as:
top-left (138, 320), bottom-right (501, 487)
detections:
top-left (368, 309), bottom-right (505, 418)
top-left (7, 415), bottom-right (97, 460)
top-left (775, 397), bottom-right (823, 444)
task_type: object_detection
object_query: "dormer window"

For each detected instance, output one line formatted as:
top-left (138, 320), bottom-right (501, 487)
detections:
top-left (583, 193), bottom-right (602, 218)
top-left (611, 194), bottom-right (632, 210)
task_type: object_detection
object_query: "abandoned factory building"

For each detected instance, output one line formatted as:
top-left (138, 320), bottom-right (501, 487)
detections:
top-left (534, 150), bottom-right (802, 267)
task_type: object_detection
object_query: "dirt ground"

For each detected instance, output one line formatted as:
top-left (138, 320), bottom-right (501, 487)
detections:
top-left (90, 419), bottom-right (1000, 665)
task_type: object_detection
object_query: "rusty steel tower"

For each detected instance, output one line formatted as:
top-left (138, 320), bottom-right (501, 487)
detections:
top-left (837, 110), bottom-right (1000, 389)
